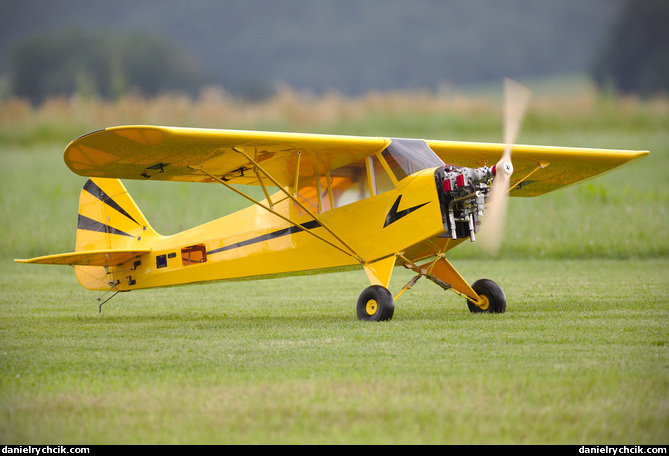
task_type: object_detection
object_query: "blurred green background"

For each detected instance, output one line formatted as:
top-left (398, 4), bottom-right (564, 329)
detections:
top-left (1, 1), bottom-right (668, 445)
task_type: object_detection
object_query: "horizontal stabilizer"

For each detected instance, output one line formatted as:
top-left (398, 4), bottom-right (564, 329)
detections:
top-left (15, 249), bottom-right (151, 267)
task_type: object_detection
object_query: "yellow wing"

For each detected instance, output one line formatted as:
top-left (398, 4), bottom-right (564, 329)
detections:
top-left (65, 125), bottom-right (648, 197)
top-left (427, 140), bottom-right (649, 197)
top-left (65, 126), bottom-right (388, 187)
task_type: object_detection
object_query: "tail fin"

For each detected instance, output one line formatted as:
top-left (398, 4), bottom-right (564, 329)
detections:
top-left (76, 178), bottom-right (160, 252)
top-left (72, 178), bottom-right (161, 290)
top-left (16, 178), bottom-right (160, 291)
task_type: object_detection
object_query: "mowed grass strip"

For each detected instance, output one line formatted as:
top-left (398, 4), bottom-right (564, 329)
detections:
top-left (1, 258), bottom-right (667, 444)
top-left (1, 91), bottom-right (667, 444)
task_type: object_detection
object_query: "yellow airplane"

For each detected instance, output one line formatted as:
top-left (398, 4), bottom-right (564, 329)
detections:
top-left (16, 80), bottom-right (649, 320)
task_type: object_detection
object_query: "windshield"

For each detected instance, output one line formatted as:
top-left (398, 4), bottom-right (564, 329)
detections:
top-left (381, 138), bottom-right (445, 181)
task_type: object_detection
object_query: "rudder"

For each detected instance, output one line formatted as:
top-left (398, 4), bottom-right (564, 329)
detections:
top-left (76, 178), bottom-right (159, 252)
top-left (73, 178), bottom-right (160, 290)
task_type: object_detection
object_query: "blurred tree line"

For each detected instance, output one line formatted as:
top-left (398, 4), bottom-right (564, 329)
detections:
top-left (4, 0), bottom-right (667, 103)
top-left (9, 28), bottom-right (208, 103)
top-left (591, 0), bottom-right (669, 98)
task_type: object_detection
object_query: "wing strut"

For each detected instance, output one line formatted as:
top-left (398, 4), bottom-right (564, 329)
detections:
top-left (233, 147), bottom-right (364, 262)
top-left (508, 161), bottom-right (550, 193)
top-left (193, 165), bottom-right (365, 264)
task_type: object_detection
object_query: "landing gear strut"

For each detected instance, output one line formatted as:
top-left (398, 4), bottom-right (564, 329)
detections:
top-left (399, 255), bottom-right (502, 313)
top-left (356, 256), bottom-right (507, 320)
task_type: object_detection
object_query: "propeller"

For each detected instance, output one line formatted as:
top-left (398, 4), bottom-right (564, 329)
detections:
top-left (477, 78), bottom-right (531, 256)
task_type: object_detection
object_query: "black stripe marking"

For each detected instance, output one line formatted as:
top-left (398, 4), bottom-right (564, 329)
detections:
top-left (207, 220), bottom-right (322, 256)
top-left (77, 214), bottom-right (135, 238)
top-left (83, 179), bottom-right (139, 225)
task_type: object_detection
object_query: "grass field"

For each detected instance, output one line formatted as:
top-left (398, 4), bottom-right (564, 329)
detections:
top-left (1, 86), bottom-right (668, 444)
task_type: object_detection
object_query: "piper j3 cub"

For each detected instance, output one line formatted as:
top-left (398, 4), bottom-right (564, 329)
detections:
top-left (16, 80), bottom-right (648, 320)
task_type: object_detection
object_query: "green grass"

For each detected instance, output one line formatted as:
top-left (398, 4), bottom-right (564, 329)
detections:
top-left (1, 259), bottom-right (667, 444)
top-left (1, 93), bottom-right (668, 444)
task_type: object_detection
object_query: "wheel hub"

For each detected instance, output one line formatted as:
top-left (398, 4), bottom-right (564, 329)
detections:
top-left (476, 295), bottom-right (490, 311)
top-left (366, 299), bottom-right (378, 316)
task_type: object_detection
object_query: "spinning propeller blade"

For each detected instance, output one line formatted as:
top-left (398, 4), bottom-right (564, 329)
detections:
top-left (477, 78), bottom-right (531, 255)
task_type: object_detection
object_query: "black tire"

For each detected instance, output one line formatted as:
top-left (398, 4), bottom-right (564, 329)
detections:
top-left (467, 278), bottom-right (506, 313)
top-left (357, 285), bottom-right (395, 321)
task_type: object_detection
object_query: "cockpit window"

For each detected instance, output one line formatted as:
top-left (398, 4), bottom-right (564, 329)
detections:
top-left (293, 138), bottom-right (444, 215)
top-left (381, 138), bottom-right (444, 182)
top-left (295, 161), bottom-right (370, 215)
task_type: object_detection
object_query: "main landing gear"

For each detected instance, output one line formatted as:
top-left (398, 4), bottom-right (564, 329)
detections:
top-left (467, 278), bottom-right (506, 313)
top-left (356, 285), bottom-right (395, 321)
top-left (356, 256), bottom-right (506, 321)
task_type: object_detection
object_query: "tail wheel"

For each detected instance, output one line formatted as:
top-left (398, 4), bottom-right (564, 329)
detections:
top-left (467, 278), bottom-right (506, 313)
top-left (357, 285), bottom-right (395, 321)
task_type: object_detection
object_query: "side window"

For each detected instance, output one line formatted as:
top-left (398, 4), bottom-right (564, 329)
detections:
top-left (369, 153), bottom-right (396, 195)
top-left (296, 176), bottom-right (332, 215)
top-left (293, 154), bottom-right (400, 214)
top-left (330, 159), bottom-right (370, 208)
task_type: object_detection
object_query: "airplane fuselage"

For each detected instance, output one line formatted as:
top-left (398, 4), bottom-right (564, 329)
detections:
top-left (84, 168), bottom-right (455, 292)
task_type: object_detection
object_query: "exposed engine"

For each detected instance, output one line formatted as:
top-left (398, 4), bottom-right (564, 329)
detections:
top-left (434, 164), bottom-right (497, 241)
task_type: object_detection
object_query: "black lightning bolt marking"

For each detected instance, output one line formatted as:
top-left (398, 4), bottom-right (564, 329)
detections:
top-left (383, 195), bottom-right (429, 228)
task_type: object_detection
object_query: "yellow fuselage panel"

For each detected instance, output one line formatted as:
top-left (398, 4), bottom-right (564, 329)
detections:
top-left (102, 170), bottom-right (445, 291)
